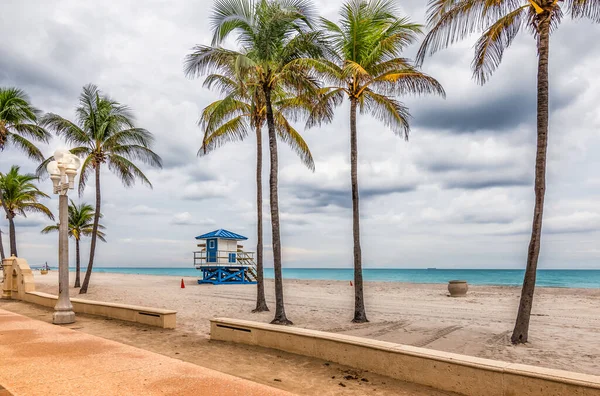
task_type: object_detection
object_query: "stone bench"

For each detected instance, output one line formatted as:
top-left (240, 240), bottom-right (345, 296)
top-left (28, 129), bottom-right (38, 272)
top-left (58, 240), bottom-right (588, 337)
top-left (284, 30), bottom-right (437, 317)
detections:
top-left (24, 291), bottom-right (176, 328)
top-left (210, 318), bottom-right (600, 396)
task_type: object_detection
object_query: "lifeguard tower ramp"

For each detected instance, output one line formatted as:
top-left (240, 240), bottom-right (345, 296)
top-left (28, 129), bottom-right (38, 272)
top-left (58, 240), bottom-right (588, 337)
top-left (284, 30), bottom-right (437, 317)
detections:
top-left (194, 229), bottom-right (257, 285)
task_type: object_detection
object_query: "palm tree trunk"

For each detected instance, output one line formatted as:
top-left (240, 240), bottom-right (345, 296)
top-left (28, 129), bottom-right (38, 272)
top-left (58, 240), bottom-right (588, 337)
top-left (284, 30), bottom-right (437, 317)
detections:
top-left (0, 229), bottom-right (5, 260)
top-left (264, 85), bottom-right (291, 325)
top-left (350, 97), bottom-right (368, 323)
top-left (8, 213), bottom-right (17, 257)
top-left (253, 124), bottom-right (269, 312)
top-left (80, 165), bottom-right (101, 294)
top-left (74, 238), bottom-right (81, 288)
top-left (511, 15), bottom-right (551, 345)
top-left (1, 199), bottom-right (16, 257)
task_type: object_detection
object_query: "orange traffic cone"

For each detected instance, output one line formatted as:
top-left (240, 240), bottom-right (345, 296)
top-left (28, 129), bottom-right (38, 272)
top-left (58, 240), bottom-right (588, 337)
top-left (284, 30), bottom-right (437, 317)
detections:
top-left (181, 278), bottom-right (185, 289)
top-left (350, 281), bottom-right (353, 286)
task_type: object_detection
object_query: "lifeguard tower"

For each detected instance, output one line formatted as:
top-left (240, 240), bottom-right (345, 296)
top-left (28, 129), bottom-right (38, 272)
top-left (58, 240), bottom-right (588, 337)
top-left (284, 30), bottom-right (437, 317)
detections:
top-left (193, 229), bottom-right (257, 285)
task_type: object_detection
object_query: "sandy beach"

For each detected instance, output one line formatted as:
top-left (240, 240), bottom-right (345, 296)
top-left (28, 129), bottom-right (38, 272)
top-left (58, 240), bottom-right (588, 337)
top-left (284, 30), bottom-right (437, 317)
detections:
top-left (22, 271), bottom-right (600, 377)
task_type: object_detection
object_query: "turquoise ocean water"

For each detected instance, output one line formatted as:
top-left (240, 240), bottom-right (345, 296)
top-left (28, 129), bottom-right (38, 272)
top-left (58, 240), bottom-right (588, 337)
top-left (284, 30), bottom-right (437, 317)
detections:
top-left (83, 267), bottom-right (600, 289)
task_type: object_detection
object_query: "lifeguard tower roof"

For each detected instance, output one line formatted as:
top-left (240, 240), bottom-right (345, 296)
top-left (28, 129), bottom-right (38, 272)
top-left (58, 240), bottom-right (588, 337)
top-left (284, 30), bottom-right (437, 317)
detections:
top-left (195, 229), bottom-right (248, 241)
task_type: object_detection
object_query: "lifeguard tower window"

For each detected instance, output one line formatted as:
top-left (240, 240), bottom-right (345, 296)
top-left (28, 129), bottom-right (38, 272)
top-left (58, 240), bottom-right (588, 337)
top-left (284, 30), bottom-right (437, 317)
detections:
top-left (209, 240), bottom-right (215, 249)
top-left (228, 253), bottom-right (236, 263)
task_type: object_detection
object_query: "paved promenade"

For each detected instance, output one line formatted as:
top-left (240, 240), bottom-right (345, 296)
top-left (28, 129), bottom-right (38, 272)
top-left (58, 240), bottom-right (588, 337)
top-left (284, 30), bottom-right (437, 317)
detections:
top-left (0, 309), bottom-right (290, 396)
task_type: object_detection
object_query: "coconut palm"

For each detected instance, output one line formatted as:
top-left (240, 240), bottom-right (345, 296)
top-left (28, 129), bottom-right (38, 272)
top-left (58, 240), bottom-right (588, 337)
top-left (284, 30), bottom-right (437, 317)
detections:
top-left (185, 0), bottom-right (326, 324)
top-left (0, 166), bottom-right (54, 256)
top-left (0, 229), bottom-right (5, 260)
top-left (303, 0), bottom-right (445, 322)
top-left (191, 58), bottom-right (316, 313)
top-left (416, 0), bottom-right (600, 345)
top-left (0, 87), bottom-right (51, 161)
top-left (41, 200), bottom-right (106, 288)
top-left (41, 84), bottom-right (162, 294)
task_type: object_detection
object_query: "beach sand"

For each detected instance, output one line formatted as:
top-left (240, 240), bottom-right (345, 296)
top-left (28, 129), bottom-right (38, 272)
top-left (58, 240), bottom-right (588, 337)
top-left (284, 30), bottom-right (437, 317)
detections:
top-left (25, 272), bottom-right (600, 377)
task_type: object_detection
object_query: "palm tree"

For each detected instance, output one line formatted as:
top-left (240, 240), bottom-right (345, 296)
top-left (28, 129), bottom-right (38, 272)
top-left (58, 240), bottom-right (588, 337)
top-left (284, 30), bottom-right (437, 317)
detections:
top-left (41, 84), bottom-right (162, 294)
top-left (186, 0), bottom-right (326, 324)
top-left (41, 200), bottom-right (106, 288)
top-left (0, 166), bottom-right (54, 256)
top-left (416, 0), bottom-right (599, 345)
top-left (187, 54), bottom-right (316, 313)
top-left (0, 87), bottom-right (51, 161)
top-left (0, 229), bottom-right (5, 260)
top-left (304, 0), bottom-right (445, 322)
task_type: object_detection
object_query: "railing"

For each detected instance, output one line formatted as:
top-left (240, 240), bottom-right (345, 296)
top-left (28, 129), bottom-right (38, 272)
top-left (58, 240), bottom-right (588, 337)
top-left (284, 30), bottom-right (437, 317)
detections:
top-left (193, 250), bottom-right (255, 268)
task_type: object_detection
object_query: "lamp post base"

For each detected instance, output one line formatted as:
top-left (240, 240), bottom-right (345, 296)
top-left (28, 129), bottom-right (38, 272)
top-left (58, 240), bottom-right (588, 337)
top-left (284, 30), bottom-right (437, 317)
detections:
top-left (53, 310), bottom-right (75, 325)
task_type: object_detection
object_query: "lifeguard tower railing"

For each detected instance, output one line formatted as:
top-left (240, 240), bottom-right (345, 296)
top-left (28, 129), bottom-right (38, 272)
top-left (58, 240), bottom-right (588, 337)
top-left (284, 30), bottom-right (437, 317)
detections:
top-left (193, 250), bottom-right (257, 281)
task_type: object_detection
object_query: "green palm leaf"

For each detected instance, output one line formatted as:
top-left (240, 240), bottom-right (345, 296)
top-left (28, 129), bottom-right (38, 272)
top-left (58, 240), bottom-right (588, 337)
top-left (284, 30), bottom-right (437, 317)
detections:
top-left (0, 87), bottom-right (51, 161)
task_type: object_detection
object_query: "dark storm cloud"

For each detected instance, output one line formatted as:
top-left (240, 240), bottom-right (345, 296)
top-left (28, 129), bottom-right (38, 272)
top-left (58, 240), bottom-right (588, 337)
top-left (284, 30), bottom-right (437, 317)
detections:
top-left (412, 84), bottom-right (579, 133)
top-left (462, 213), bottom-right (516, 225)
top-left (285, 183), bottom-right (418, 212)
top-left (443, 174), bottom-right (531, 190)
top-left (0, 48), bottom-right (71, 96)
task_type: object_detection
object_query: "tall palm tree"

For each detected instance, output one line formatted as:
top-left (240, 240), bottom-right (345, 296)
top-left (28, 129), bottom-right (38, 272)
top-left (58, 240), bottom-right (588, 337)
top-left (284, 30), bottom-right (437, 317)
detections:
top-left (304, 0), bottom-right (445, 322)
top-left (0, 87), bottom-right (52, 161)
top-left (41, 200), bottom-right (106, 288)
top-left (186, 0), bottom-right (326, 324)
top-left (41, 84), bottom-right (162, 294)
top-left (416, 0), bottom-right (599, 345)
top-left (0, 229), bottom-right (5, 260)
top-left (189, 57), bottom-right (316, 313)
top-left (0, 166), bottom-right (54, 256)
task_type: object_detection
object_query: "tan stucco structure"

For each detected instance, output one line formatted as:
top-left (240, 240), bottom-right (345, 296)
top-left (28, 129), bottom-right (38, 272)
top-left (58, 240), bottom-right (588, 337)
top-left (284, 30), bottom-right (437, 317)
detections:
top-left (2, 257), bottom-right (176, 328)
top-left (1, 256), bottom-right (36, 301)
top-left (210, 318), bottom-right (600, 396)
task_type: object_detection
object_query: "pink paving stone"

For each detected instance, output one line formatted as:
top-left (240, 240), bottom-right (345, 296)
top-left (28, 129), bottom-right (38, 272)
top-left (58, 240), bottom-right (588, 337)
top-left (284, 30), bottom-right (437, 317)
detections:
top-left (0, 309), bottom-right (291, 396)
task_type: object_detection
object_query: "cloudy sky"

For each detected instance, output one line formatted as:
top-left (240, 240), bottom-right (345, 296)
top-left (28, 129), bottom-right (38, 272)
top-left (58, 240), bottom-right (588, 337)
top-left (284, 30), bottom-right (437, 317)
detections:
top-left (1, 0), bottom-right (600, 269)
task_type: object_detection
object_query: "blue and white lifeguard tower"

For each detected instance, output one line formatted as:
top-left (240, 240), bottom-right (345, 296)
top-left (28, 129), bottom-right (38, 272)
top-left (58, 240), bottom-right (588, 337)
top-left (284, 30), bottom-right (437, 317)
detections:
top-left (193, 229), bottom-right (257, 285)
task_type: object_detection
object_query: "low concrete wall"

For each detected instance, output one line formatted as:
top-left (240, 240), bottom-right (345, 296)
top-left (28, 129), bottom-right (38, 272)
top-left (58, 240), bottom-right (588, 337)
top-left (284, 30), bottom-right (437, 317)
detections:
top-left (24, 291), bottom-right (176, 329)
top-left (210, 318), bottom-right (600, 396)
top-left (2, 257), bottom-right (176, 329)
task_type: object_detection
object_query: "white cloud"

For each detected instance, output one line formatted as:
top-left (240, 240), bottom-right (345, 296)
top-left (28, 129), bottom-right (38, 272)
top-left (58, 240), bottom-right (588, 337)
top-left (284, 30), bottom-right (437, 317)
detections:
top-left (170, 212), bottom-right (216, 227)
top-left (130, 205), bottom-right (160, 215)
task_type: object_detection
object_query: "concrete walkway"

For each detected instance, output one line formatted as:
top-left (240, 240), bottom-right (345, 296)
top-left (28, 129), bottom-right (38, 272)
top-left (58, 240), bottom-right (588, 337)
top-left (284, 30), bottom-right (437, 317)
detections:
top-left (0, 309), bottom-right (290, 396)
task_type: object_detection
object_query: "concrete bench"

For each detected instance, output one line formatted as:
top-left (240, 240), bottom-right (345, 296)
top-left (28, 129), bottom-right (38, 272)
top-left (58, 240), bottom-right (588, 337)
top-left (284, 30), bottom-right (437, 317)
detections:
top-left (25, 291), bottom-right (176, 329)
top-left (210, 318), bottom-right (600, 396)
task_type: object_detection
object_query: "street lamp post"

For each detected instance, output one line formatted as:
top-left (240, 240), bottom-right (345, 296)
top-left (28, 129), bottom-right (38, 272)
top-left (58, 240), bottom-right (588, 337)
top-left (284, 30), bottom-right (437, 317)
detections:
top-left (47, 149), bottom-right (80, 325)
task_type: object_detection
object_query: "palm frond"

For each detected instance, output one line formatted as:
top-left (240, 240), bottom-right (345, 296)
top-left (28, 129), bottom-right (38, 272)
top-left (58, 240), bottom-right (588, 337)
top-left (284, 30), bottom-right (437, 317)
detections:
top-left (102, 128), bottom-right (155, 149)
top-left (23, 203), bottom-right (54, 220)
top-left (0, 166), bottom-right (54, 221)
top-left (416, 0), bottom-right (523, 66)
top-left (77, 155), bottom-right (95, 197)
top-left (361, 90), bottom-right (411, 139)
top-left (8, 133), bottom-right (45, 161)
top-left (40, 225), bottom-right (59, 234)
top-left (199, 115), bottom-right (250, 155)
top-left (273, 111), bottom-right (315, 171)
top-left (9, 123), bottom-right (51, 142)
top-left (184, 46), bottom-right (252, 79)
top-left (567, 0), bottom-right (600, 22)
top-left (109, 145), bottom-right (163, 168)
top-left (210, 0), bottom-right (256, 46)
top-left (201, 95), bottom-right (252, 133)
top-left (369, 68), bottom-right (446, 98)
top-left (40, 113), bottom-right (91, 146)
top-left (107, 155), bottom-right (152, 188)
top-left (472, 6), bottom-right (528, 84)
